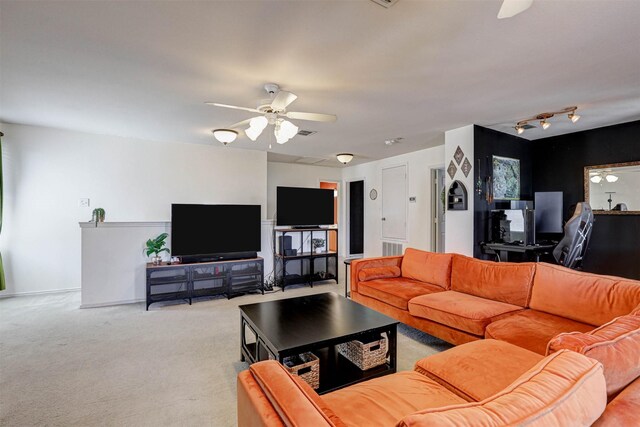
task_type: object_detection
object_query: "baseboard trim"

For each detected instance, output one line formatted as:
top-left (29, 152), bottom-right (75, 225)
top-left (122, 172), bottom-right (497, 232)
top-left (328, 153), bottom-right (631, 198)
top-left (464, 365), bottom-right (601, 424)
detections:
top-left (80, 298), bottom-right (145, 309)
top-left (0, 287), bottom-right (81, 298)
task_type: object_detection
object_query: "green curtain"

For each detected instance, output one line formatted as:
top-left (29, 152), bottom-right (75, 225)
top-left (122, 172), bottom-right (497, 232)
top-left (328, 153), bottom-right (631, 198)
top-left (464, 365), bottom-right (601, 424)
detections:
top-left (0, 131), bottom-right (5, 291)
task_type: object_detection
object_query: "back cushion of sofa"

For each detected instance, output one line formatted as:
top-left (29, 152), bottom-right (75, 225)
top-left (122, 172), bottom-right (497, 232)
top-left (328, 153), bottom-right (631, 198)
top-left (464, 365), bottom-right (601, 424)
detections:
top-left (450, 255), bottom-right (535, 307)
top-left (401, 248), bottom-right (452, 290)
top-left (398, 350), bottom-right (606, 427)
top-left (547, 315), bottom-right (640, 397)
top-left (530, 263), bottom-right (640, 326)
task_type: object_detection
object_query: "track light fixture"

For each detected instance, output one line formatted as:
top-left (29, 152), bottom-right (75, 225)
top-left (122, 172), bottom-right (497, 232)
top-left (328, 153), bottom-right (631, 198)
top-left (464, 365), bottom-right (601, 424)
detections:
top-left (514, 106), bottom-right (580, 135)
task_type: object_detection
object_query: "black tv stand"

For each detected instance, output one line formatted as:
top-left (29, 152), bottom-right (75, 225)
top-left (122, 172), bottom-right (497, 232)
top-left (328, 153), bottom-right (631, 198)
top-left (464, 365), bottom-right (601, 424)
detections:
top-left (180, 251), bottom-right (258, 264)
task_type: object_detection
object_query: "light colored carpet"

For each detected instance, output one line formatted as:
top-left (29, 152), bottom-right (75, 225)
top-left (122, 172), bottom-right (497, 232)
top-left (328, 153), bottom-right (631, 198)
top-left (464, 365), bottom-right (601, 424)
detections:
top-left (0, 282), bottom-right (451, 426)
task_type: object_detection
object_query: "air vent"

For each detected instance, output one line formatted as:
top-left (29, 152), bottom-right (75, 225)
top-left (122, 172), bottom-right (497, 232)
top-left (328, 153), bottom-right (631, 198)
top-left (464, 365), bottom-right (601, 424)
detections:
top-left (383, 242), bottom-right (403, 256)
top-left (370, 0), bottom-right (400, 8)
top-left (297, 130), bottom-right (317, 136)
top-left (521, 124), bottom-right (536, 129)
top-left (295, 157), bottom-right (326, 165)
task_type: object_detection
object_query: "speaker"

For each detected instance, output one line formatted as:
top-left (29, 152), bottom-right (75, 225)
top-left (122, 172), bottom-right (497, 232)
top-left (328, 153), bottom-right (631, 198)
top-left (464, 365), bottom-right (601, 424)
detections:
top-left (524, 209), bottom-right (536, 246)
top-left (278, 236), bottom-right (292, 255)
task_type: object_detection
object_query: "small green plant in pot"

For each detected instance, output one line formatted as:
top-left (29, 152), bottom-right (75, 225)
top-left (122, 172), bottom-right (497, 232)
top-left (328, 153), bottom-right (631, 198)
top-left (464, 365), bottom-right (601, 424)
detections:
top-left (312, 238), bottom-right (325, 254)
top-left (144, 233), bottom-right (170, 265)
top-left (91, 208), bottom-right (106, 223)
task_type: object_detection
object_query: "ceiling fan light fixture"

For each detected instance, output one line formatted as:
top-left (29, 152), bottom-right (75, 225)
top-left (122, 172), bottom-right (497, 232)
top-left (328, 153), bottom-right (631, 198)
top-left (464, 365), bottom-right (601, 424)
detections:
top-left (212, 129), bottom-right (238, 145)
top-left (590, 175), bottom-right (603, 184)
top-left (605, 174), bottom-right (619, 183)
top-left (336, 153), bottom-right (354, 164)
top-left (569, 113), bottom-right (581, 123)
top-left (279, 120), bottom-right (299, 139)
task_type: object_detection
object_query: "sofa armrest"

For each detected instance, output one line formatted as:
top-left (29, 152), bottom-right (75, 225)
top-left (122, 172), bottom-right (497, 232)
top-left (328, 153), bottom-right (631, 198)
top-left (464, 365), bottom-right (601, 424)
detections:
top-left (351, 256), bottom-right (403, 294)
top-left (237, 361), bottom-right (341, 427)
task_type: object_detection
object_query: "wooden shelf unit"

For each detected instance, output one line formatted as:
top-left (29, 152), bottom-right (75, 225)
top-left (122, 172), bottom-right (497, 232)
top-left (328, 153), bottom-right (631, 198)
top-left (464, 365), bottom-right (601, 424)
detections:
top-left (273, 228), bottom-right (339, 291)
top-left (146, 257), bottom-right (264, 310)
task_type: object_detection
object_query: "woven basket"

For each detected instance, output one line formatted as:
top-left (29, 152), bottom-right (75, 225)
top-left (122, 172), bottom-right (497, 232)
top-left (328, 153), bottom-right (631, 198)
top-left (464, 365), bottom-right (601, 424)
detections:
top-left (337, 333), bottom-right (388, 371)
top-left (282, 352), bottom-right (320, 389)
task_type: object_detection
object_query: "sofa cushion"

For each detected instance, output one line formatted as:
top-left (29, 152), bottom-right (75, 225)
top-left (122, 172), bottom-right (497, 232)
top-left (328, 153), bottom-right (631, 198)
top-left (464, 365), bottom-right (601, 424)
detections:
top-left (414, 339), bottom-right (544, 402)
top-left (451, 254), bottom-right (535, 307)
top-left (547, 314), bottom-right (640, 397)
top-left (485, 309), bottom-right (594, 355)
top-left (358, 265), bottom-right (401, 282)
top-left (408, 291), bottom-right (523, 336)
top-left (401, 248), bottom-right (453, 290)
top-left (593, 376), bottom-right (640, 427)
top-left (530, 263), bottom-right (640, 326)
top-left (398, 350), bottom-right (607, 427)
top-left (359, 278), bottom-right (444, 310)
top-left (322, 371), bottom-right (466, 427)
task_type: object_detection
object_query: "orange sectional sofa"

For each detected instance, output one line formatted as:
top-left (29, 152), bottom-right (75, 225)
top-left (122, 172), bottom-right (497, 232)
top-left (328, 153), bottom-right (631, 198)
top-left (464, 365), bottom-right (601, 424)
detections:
top-left (351, 248), bottom-right (640, 355)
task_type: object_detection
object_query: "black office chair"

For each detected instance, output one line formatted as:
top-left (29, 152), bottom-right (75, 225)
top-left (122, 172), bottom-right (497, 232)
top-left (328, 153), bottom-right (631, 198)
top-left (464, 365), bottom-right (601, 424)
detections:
top-left (553, 202), bottom-right (594, 270)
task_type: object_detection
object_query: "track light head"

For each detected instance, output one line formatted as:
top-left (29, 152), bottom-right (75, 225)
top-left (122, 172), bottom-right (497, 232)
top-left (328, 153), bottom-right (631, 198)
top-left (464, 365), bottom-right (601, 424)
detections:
top-left (569, 113), bottom-right (581, 123)
top-left (515, 125), bottom-right (525, 135)
top-left (540, 120), bottom-right (551, 130)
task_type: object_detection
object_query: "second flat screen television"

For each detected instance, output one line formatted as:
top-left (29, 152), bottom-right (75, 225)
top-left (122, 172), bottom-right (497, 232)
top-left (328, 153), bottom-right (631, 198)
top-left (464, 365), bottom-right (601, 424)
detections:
top-left (277, 186), bottom-right (334, 227)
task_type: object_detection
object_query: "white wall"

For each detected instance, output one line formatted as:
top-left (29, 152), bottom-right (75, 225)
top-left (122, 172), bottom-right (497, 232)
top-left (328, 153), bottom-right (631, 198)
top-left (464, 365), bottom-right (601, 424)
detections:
top-left (341, 145), bottom-right (445, 257)
top-left (0, 123), bottom-right (267, 295)
top-left (266, 162), bottom-right (342, 220)
top-left (444, 125), bottom-right (474, 255)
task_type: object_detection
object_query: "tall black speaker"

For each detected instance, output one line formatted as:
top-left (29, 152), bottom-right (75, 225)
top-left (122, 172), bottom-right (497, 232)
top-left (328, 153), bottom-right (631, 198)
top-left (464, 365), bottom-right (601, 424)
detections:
top-left (278, 235), bottom-right (292, 255)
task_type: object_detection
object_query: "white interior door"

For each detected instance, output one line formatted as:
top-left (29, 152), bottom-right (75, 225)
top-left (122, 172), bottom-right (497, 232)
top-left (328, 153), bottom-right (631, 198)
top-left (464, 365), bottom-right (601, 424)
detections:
top-left (382, 165), bottom-right (407, 240)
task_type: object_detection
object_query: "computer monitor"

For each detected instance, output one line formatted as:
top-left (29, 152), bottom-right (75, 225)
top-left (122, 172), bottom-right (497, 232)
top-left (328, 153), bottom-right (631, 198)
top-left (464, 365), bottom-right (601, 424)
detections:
top-left (535, 192), bottom-right (563, 233)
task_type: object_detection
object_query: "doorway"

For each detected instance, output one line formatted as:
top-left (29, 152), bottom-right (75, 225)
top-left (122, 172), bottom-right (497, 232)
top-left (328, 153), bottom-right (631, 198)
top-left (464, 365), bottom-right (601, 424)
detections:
top-left (431, 168), bottom-right (446, 253)
top-left (320, 181), bottom-right (338, 252)
top-left (348, 180), bottom-right (364, 255)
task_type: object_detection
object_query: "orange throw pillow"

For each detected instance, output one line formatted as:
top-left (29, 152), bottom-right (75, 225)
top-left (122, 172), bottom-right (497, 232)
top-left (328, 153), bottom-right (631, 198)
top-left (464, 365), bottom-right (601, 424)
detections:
top-left (547, 314), bottom-right (640, 397)
top-left (358, 266), bottom-right (401, 282)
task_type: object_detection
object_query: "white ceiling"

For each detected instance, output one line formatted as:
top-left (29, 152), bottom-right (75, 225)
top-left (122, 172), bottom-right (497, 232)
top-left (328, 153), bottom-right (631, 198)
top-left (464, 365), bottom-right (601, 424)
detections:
top-left (1, 0), bottom-right (640, 166)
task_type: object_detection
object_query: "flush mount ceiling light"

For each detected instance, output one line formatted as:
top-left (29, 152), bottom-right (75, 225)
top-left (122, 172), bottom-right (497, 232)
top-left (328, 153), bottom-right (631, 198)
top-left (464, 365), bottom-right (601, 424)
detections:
top-left (336, 153), bottom-right (354, 164)
top-left (514, 106), bottom-right (580, 135)
top-left (212, 129), bottom-right (238, 145)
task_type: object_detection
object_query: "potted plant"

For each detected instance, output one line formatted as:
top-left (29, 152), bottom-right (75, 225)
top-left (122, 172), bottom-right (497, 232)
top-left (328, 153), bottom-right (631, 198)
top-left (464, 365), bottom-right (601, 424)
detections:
top-left (91, 208), bottom-right (106, 223)
top-left (144, 233), bottom-right (170, 265)
top-left (312, 238), bottom-right (325, 254)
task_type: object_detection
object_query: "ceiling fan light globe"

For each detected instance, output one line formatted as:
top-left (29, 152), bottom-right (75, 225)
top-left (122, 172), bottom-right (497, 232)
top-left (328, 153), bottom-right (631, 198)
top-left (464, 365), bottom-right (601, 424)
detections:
top-left (245, 126), bottom-right (262, 141)
top-left (280, 120), bottom-right (299, 139)
top-left (212, 129), bottom-right (238, 144)
top-left (249, 116), bottom-right (268, 131)
top-left (606, 174), bottom-right (619, 183)
top-left (590, 175), bottom-right (603, 184)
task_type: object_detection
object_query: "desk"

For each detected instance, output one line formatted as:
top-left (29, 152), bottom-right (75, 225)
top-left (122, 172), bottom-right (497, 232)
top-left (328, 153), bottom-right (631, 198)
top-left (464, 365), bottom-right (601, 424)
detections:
top-left (482, 243), bottom-right (556, 262)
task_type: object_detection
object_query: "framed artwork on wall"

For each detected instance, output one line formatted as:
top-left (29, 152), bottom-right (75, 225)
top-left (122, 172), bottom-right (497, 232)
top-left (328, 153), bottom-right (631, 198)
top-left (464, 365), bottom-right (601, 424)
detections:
top-left (492, 155), bottom-right (520, 200)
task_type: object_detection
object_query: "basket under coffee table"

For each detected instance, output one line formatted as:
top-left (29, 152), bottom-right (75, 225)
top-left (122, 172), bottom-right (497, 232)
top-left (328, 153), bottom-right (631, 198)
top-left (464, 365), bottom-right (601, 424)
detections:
top-left (239, 292), bottom-right (398, 394)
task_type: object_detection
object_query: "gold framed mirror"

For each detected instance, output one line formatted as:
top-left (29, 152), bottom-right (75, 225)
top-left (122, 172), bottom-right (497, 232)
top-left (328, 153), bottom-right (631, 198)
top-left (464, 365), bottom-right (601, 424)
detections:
top-left (584, 161), bottom-right (640, 215)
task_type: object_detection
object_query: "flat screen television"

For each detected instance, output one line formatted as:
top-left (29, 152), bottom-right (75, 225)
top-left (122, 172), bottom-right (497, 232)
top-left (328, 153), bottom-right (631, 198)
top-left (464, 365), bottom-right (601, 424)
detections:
top-left (171, 204), bottom-right (261, 262)
top-left (276, 187), bottom-right (334, 227)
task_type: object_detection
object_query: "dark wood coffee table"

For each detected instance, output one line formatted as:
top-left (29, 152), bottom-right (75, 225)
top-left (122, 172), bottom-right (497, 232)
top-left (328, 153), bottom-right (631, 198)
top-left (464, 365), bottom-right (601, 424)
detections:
top-left (239, 292), bottom-right (398, 394)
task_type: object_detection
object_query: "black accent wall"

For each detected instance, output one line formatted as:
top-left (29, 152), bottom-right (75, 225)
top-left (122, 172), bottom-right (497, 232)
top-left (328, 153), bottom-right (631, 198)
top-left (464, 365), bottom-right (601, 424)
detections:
top-left (474, 120), bottom-right (640, 279)
top-left (531, 120), bottom-right (640, 279)
top-left (473, 126), bottom-right (533, 259)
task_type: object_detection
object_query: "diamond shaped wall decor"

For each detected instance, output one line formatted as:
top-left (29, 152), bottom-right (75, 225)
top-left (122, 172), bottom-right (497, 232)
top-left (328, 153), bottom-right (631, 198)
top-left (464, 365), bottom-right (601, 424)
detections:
top-left (461, 157), bottom-right (472, 177)
top-left (447, 160), bottom-right (457, 180)
top-left (454, 146), bottom-right (465, 165)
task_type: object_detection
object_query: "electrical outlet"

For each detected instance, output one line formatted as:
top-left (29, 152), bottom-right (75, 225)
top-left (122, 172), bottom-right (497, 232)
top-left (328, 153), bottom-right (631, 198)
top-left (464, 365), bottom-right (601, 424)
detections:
top-left (79, 198), bottom-right (90, 208)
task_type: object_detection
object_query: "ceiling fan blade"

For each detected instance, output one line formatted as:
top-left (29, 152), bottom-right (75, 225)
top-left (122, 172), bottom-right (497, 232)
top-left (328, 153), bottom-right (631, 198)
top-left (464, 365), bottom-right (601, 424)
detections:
top-left (497, 0), bottom-right (533, 19)
top-left (205, 102), bottom-right (261, 113)
top-left (270, 91), bottom-right (298, 111)
top-left (284, 111), bottom-right (337, 122)
top-left (229, 118), bottom-right (253, 129)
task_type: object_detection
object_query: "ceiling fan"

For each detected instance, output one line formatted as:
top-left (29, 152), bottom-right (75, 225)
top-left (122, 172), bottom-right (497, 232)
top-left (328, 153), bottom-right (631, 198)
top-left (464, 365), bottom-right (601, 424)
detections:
top-left (497, 0), bottom-right (533, 19)
top-left (206, 83), bottom-right (337, 145)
